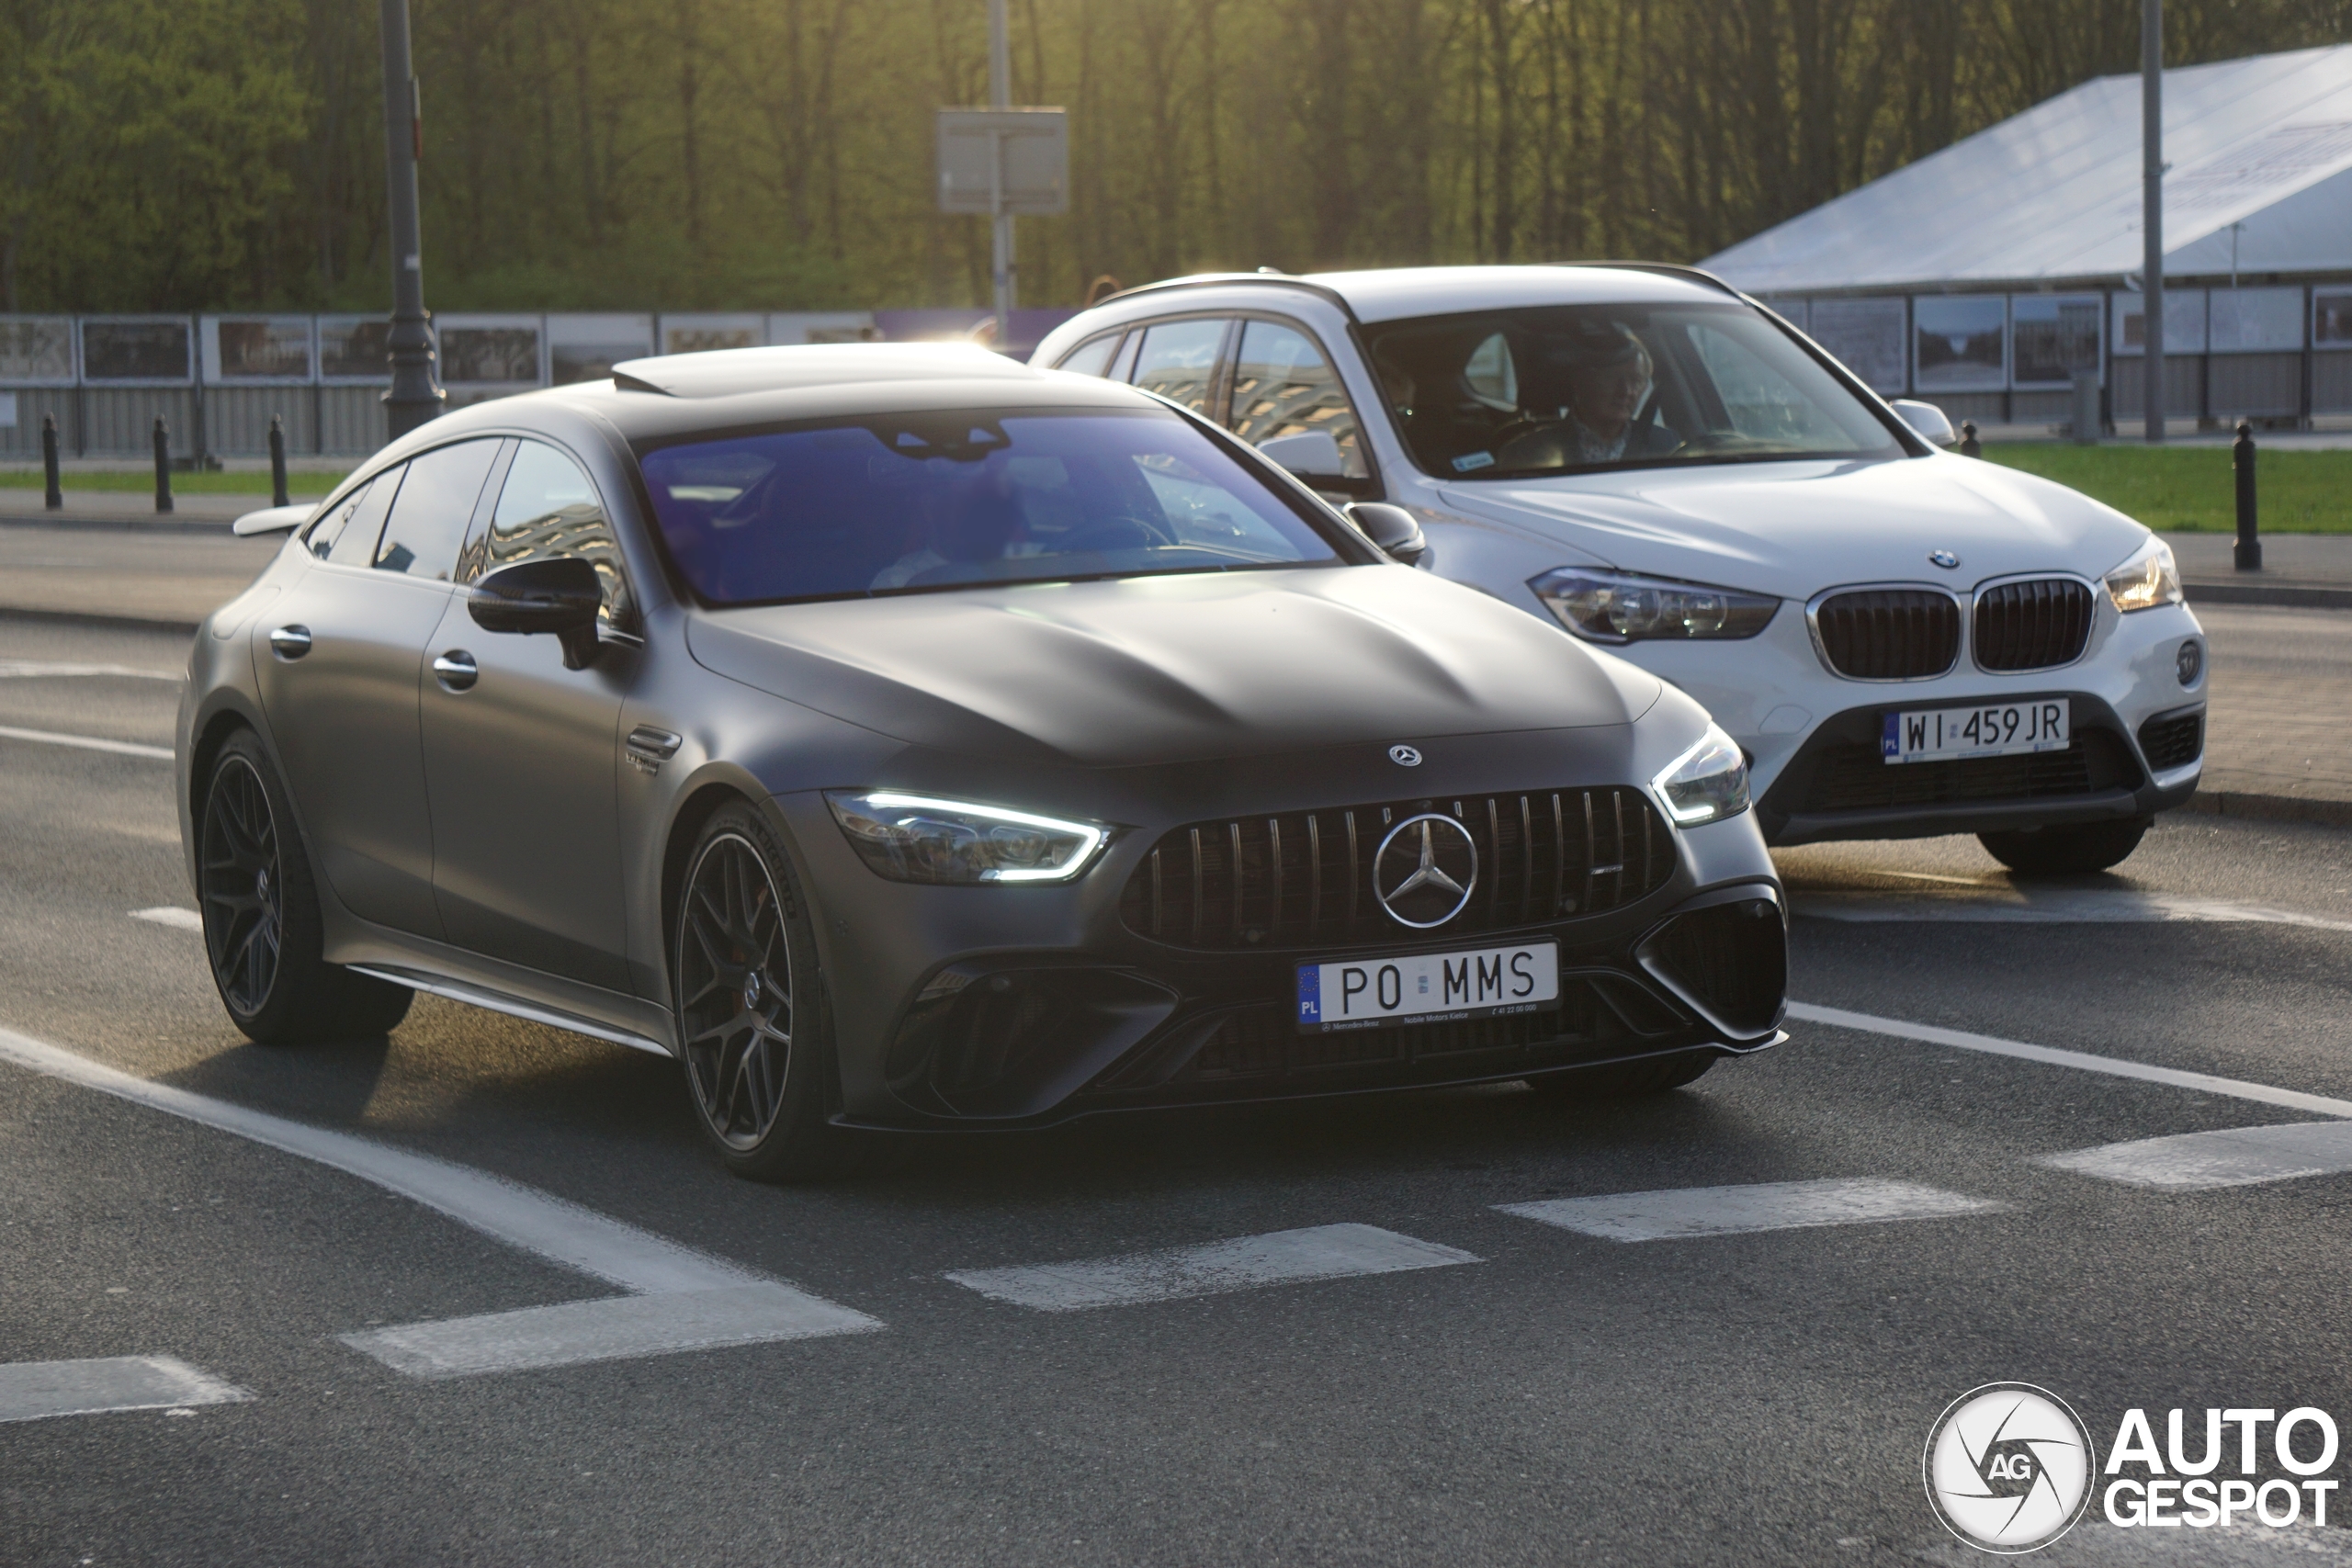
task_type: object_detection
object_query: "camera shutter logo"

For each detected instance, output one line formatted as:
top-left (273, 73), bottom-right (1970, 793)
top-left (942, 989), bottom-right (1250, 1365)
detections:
top-left (1373, 813), bottom-right (1477, 929)
top-left (1924, 1382), bottom-right (2096, 1553)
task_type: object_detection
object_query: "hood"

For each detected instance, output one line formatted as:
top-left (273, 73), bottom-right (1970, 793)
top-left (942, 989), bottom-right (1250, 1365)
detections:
top-left (1440, 453), bottom-right (2151, 603)
top-left (686, 566), bottom-right (1659, 769)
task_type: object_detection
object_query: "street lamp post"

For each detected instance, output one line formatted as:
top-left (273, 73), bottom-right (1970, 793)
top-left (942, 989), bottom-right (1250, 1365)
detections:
top-left (2142, 0), bottom-right (2165, 445)
top-left (379, 0), bottom-right (444, 438)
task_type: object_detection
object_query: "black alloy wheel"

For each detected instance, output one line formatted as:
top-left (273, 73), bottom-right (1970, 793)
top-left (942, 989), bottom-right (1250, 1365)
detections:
top-left (201, 752), bottom-right (286, 1019)
top-left (673, 803), bottom-right (842, 1179)
top-left (198, 730), bottom-right (412, 1044)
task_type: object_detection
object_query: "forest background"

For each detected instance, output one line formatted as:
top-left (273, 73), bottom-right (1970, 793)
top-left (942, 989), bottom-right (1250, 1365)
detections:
top-left (5, 0), bottom-right (2350, 318)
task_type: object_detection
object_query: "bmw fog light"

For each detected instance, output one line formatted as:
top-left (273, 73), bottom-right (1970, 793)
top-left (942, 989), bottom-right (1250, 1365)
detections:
top-left (2176, 638), bottom-right (2202, 685)
top-left (1652, 726), bottom-right (1751, 825)
top-left (826, 791), bottom-right (1109, 885)
top-left (2103, 536), bottom-right (2182, 613)
top-left (1529, 567), bottom-right (1779, 643)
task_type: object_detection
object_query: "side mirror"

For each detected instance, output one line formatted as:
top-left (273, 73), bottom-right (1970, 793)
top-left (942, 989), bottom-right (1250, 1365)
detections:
top-left (469, 557), bottom-right (605, 669)
top-left (1345, 502), bottom-right (1427, 567)
top-left (1891, 398), bottom-right (1957, 447)
top-left (1257, 429), bottom-right (1346, 479)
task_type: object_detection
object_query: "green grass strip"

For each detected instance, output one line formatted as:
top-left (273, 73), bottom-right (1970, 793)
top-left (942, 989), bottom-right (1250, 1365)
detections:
top-left (0, 469), bottom-right (347, 496)
top-left (1983, 444), bottom-right (2352, 534)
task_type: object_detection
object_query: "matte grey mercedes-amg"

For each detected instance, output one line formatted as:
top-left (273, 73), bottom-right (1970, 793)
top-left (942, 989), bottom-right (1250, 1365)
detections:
top-left (178, 343), bottom-right (1786, 1179)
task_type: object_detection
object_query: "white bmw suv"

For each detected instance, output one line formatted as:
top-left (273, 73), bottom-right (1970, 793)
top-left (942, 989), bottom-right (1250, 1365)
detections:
top-left (1033, 265), bottom-right (2206, 874)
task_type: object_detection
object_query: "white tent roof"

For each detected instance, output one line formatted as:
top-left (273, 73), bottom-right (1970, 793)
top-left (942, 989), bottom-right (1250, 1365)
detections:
top-left (1703, 45), bottom-right (2352, 295)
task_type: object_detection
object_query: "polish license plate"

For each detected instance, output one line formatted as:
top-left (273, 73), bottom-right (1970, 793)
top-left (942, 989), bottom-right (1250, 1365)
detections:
top-left (1295, 942), bottom-right (1559, 1033)
top-left (1882, 699), bottom-right (2071, 763)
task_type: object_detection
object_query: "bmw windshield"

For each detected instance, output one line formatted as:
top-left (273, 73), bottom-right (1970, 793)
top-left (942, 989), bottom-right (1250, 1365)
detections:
top-left (1363, 302), bottom-right (1907, 480)
top-left (636, 407), bottom-right (1345, 607)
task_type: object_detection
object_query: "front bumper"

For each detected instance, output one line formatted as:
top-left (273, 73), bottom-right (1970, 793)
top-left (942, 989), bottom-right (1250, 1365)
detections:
top-left (781, 784), bottom-right (1786, 1130)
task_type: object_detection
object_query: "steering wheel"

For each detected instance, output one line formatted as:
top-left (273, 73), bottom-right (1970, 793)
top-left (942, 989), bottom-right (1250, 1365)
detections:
top-left (1059, 514), bottom-right (1178, 554)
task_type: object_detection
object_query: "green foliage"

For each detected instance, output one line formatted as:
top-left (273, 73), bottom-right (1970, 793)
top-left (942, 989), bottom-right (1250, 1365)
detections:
top-left (9, 0), bottom-right (2352, 312)
top-left (1984, 443), bottom-right (2352, 534)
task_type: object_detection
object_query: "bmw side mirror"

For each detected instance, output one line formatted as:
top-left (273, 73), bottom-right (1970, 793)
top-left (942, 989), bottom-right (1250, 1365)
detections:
top-left (469, 557), bottom-right (605, 669)
top-left (1891, 399), bottom-right (1957, 447)
top-left (1346, 502), bottom-right (1427, 567)
top-left (1258, 429), bottom-right (1346, 479)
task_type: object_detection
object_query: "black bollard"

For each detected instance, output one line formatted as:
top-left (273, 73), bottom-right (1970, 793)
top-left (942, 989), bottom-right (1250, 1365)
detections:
top-left (153, 416), bottom-right (174, 514)
top-left (2233, 421), bottom-right (2261, 571)
top-left (1960, 421), bottom-right (1982, 458)
top-left (41, 413), bottom-right (62, 510)
top-left (269, 414), bottom-right (289, 507)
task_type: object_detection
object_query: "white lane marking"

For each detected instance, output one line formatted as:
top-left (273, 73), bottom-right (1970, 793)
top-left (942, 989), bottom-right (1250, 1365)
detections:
top-left (0, 724), bottom-right (173, 761)
top-left (0, 1355), bottom-right (251, 1424)
top-left (0, 1023), bottom-right (880, 1376)
top-left (1788, 1002), bottom-right (2352, 1121)
top-left (0, 660), bottom-right (179, 682)
top-left (130, 907), bottom-right (204, 932)
top-left (945, 1223), bottom-right (1480, 1313)
top-left (340, 1284), bottom-right (877, 1380)
top-left (1496, 1178), bottom-right (2003, 1243)
top-left (2042, 1122), bottom-right (2352, 1190)
top-left (1793, 888), bottom-right (2352, 932)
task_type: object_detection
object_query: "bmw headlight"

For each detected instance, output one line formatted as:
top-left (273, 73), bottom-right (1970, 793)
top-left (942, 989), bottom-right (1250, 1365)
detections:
top-left (825, 791), bottom-right (1109, 885)
top-left (1651, 726), bottom-right (1751, 826)
top-left (2103, 536), bottom-right (2182, 613)
top-left (1530, 567), bottom-right (1779, 643)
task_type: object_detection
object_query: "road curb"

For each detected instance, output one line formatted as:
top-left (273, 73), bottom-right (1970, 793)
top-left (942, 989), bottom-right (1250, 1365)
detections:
top-left (2175, 791), bottom-right (2352, 829)
top-left (0, 604), bottom-right (201, 636)
top-left (2185, 581), bottom-right (2352, 611)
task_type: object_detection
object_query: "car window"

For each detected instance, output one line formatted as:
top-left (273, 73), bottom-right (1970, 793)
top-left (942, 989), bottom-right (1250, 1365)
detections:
top-left (373, 439), bottom-right (503, 580)
top-left (1054, 333), bottom-right (1122, 378)
top-left (1364, 301), bottom-right (1904, 479)
top-left (634, 408), bottom-right (1345, 607)
top-left (1127, 320), bottom-right (1229, 414)
top-left (319, 468), bottom-right (403, 566)
top-left (463, 439), bottom-right (632, 629)
top-left (1227, 320), bottom-right (1370, 481)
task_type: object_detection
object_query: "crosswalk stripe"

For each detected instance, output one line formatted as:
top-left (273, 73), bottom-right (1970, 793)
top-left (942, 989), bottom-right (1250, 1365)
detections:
top-left (340, 1284), bottom-right (881, 1380)
top-left (0, 1355), bottom-right (252, 1424)
top-left (944, 1223), bottom-right (1480, 1313)
top-left (2041, 1122), bottom-right (2352, 1190)
top-left (1789, 1002), bottom-right (2352, 1121)
top-left (1497, 1178), bottom-right (2005, 1243)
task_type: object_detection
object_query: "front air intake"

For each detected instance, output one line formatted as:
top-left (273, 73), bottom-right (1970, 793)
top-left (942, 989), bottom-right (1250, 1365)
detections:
top-left (1974, 579), bottom-right (2095, 671)
top-left (1813, 589), bottom-right (1961, 680)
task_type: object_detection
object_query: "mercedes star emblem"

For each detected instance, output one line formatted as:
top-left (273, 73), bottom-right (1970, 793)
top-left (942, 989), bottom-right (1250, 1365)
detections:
top-left (1373, 812), bottom-right (1478, 929)
top-left (1928, 549), bottom-right (1962, 570)
top-left (1388, 744), bottom-right (1423, 767)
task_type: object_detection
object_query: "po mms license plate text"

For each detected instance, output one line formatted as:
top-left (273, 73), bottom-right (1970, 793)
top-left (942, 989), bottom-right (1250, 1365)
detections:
top-left (1296, 942), bottom-right (1559, 1033)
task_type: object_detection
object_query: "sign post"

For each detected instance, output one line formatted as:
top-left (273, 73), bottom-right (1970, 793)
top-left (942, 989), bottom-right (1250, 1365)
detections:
top-left (937, 3), bottom-right (1067, 347)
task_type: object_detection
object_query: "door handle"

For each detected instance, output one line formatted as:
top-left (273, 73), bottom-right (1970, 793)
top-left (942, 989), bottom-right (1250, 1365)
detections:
top-left (268, 625), bottom-right (312, 660)
top-left (433, 650), bottom-right (479, 692)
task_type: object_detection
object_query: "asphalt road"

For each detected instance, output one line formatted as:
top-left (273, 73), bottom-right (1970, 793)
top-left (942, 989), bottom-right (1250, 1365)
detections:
top-left (5, 618), bottom-right (2352, 1567)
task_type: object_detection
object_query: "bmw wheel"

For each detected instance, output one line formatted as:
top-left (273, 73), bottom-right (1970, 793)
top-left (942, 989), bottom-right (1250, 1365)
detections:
top-left (673, 802), bottom-right (846, 1180)
top-left (198, 730), bottom-right (413, 1043)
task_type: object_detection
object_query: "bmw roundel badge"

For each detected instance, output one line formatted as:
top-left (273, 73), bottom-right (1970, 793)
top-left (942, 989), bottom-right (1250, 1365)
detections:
top-left (1928, 549), bottom-right (1961, 570)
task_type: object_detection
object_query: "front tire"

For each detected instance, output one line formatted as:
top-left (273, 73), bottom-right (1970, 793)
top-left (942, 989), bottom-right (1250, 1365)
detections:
top-left (198, 731), bottom-right (413, 1044)
top-left (673, 801), bottom-right (848, 1181)
top-left (1978, 816), bottom-right (2150, 876)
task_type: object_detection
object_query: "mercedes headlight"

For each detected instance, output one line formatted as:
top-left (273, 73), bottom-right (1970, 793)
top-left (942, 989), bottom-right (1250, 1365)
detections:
top-left (2103, 536), bottom-right (2182, 613)
top-left (1530, 567), bottom-right (1779, 643)
top-left (825, 791), bottom-right (1109, 885)
top-left (1652, 726), bottom-right (1751, 826)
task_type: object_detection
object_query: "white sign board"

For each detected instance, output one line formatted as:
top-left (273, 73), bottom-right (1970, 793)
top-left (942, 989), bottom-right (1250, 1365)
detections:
top-left (1806, 298), bottom-right (1907, 393)
top-left (1913, 296), bottom-right (2007, 394)
top-left (0, 391), bottom-right (16, 429)
top-left (2113, 291), bottom-right (2208, 355)
top-left (937, 108), bottom-right (1069, 216)
top-left (2207, 288), bottom-right (2303, 354)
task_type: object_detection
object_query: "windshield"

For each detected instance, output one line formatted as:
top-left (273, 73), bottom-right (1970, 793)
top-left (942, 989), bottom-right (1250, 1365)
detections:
top-left (1363, 302), bottom-right (1905, 479)
top-left (637, 409), bottom-right (1343, 607)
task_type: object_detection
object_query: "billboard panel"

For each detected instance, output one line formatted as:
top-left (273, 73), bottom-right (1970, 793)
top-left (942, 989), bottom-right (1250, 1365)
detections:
top-left (1912, 297), bottom-right (2006, 393)
top-left (2009, 295), bottom-right (2103, 388)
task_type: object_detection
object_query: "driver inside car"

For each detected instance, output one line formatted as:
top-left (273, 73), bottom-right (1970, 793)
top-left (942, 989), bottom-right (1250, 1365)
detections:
top-left (1498, 321), bottom-right (1682, 469)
